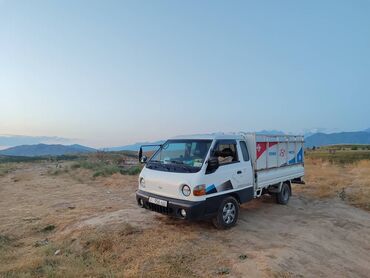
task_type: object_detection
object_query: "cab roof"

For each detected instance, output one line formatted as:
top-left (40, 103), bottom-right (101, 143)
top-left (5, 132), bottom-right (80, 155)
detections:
top-left (170, 133), bottom-right (245, 141)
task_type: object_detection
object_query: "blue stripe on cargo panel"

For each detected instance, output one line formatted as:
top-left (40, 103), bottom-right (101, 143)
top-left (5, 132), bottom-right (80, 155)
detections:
top-left (289, 147), bottom-right (303, 164)
top-left (289, 157), bottom-right (296, 164)
top-left (296, 148), bottom-right (303, 163)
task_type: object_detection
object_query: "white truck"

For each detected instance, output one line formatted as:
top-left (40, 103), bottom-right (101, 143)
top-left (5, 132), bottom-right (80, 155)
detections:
top-left (136, 133), bottom-right (304, 229)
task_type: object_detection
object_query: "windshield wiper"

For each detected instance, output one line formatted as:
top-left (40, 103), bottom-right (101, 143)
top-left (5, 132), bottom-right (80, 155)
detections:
top-left (149, 160), bottom-right (162, 164)
top-left (170, 160), bottom-right (196, 172)
top-left (169, 160), bottom-right (184, 164)
top-left (148, 160), bottom-right (197, 173)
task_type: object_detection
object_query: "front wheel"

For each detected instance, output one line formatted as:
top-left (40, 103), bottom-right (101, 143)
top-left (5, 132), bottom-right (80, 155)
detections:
top-left (212, 196), bottom-right (239, 229)
top-left (276, 182), bottom-right (291, 205)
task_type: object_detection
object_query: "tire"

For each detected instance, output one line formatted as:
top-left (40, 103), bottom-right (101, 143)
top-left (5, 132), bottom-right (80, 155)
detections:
top-left (212, 196), bottom-right (239, 229)
top-left (276, 182), bottom-right (290, 205)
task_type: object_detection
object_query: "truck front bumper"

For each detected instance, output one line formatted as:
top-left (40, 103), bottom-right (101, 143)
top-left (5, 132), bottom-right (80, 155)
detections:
top-left (136, 190), bottom-right (209, 220)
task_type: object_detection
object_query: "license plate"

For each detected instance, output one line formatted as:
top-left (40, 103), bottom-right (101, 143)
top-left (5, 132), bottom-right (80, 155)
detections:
top-left (148, 197), bottom-right (168, 207)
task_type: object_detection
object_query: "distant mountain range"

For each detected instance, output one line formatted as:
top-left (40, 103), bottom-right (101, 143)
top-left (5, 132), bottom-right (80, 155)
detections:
top-left (305, 131), bottom-right (370, 147)
top-left (0, 144), bottom-right (96, 157)
top-left (110, 129), bottom-right (370, 150)
top-left (1, 129), bottom-right (369, 156)
top-left (105, 131), bottom-right (288, 152)
top-left (0, 135), bottom-right (71, 148)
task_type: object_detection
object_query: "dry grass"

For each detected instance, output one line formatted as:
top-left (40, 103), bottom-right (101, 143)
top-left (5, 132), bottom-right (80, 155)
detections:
top-left (69, 158), bottom-right (141, 178)
top-left (0, 222), bottom-right (226, 278)
top-left (306, 145), bottom-right (370, 164)
top-left (1, 157), bottom-right (370, 277)
top-left (0, 163), bottom-right (15, 177)
top-left (295, 158), bottom-right (370, 210)
top-left (0, 161), bottom-right (230, 277)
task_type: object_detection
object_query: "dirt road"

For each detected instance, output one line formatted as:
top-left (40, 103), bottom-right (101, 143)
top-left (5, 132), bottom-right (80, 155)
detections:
top-left (1, 162), bottom-right (369, 277)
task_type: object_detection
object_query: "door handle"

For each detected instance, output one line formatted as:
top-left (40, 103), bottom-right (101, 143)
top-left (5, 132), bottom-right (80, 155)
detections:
top-left (237, 170), bottom-right (242, 174)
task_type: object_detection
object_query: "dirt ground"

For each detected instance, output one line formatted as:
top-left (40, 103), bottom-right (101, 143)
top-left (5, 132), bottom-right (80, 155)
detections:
top-left (0, 161), bottom-right (370, 277)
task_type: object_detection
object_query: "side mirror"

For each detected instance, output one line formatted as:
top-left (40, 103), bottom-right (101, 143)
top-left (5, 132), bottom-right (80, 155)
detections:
top-left (138, 147), bottom-right (147, 163)
top-left (140, 155), bottom-right (148, 164)
top-left (207, 157), bottom-right (219, 173)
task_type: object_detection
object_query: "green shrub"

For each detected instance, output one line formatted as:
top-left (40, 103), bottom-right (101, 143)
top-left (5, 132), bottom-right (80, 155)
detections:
top-left (70, 163), bottom-right (81, 169)
top-left (306, 148), bottom-right (370, 164)
top-left (0, 164), bottom-right (14, 177)
top-left (92, 165), bottom-right (121, 178)
top-left (71, 156), bottom-right (141, 178)
top-left (120, 166), bottom-right (142, 175)
top-left (78, 160), bottom-right (98, 170)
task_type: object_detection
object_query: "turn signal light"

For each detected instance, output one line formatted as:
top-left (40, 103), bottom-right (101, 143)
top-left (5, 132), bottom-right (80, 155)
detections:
top-left (193, 184), bottom-right (206, 196)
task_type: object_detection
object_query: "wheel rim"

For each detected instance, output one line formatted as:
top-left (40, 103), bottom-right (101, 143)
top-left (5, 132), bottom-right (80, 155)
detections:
top-left (222, 202), bottom-right (236, 224)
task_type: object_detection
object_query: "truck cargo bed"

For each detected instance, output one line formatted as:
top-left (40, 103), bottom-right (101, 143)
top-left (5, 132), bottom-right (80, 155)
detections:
top-left (243, 133), bottom-right (304, 189)
top-left (256, 164), bottom-right (304, 188)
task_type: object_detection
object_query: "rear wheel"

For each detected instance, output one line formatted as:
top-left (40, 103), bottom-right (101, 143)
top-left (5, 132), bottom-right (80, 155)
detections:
top-left (276, 182), bottom-right (290, 205)
top-left (212, 196), bottom-right (239, 229)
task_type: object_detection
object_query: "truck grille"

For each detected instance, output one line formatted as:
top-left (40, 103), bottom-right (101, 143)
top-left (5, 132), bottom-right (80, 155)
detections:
top-left (147, 202), bottom-right (173, 215)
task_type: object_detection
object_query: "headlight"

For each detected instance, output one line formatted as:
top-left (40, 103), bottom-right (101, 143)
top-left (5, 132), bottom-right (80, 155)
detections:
top-left (140, 177), bottom-right (145, 188)
top-left (181, 185), bottom-right (191, 196)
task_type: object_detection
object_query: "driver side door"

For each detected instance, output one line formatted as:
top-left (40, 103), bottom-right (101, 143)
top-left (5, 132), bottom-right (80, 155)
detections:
top-left (203, 140), bottom-right (244, 195)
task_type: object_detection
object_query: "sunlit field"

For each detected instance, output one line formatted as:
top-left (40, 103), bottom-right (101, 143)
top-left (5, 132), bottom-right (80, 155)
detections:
top-left (0, 147), bottom-right (369, 277)
top-left (296, 158), bottom-right (370, 211)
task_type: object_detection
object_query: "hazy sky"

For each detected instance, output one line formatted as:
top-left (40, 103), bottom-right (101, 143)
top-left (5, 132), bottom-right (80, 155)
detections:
top-left (1, 1), bottom-right (369, 147)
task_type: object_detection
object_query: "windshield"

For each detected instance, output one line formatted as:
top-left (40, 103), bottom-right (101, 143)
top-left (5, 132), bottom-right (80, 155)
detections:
top-left (147, 140), bottom-right (212, 173)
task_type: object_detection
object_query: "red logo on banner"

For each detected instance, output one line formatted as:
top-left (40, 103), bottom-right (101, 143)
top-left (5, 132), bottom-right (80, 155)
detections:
top-left (256, 142), bottom-right (266, 159)
top-left (256, 142), bottom-right (278, 159)
top-left (269, 142), bottom-right (278, 147)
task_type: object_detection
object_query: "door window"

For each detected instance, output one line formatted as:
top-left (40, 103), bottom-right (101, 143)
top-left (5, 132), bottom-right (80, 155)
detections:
top-left (239, 141), bottom-right (250, 161)
top-left (214, 140), bottom-right (239, 165)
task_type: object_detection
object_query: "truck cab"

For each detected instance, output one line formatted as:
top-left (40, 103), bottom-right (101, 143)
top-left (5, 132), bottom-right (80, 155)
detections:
top-left (136, 133), bottom-right (304, 229)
